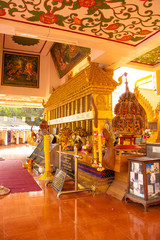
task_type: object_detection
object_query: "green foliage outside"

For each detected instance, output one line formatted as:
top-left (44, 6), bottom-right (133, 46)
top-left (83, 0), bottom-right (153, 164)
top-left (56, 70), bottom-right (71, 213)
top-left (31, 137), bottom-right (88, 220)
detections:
top-left (0, 107), bottom-right (44, 126)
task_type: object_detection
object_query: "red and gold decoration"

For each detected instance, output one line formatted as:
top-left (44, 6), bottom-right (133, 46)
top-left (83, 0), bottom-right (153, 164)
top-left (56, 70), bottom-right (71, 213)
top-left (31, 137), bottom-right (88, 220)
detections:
top-left (92, 130), bottom-right (98, 167)
top-left (0, 0), bottom-right (159, 45)
top-left (112, 73), bottom-right (147, 150)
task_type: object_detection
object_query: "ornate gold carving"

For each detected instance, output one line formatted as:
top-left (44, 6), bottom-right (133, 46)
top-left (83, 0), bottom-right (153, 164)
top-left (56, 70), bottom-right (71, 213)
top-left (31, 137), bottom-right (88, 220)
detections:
top-left (155, 102), bottom-right (160, 116)
top-left (96, 95), bottom-right (108, 110)
top-left (117, 75), bottom-right (123, 86)
top-left (134, 86), bottom-right (156, 121)
top-left (45, 62), bottom-right (119, 110)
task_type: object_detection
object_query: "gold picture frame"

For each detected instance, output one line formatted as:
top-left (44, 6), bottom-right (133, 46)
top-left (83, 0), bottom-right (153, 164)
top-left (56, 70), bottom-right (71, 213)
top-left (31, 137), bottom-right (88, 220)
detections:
top-left (2, 51), bottom-right (40, 88)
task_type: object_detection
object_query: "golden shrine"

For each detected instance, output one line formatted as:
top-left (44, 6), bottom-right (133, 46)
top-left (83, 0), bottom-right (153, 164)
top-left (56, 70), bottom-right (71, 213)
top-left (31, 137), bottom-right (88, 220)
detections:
top-left (112, 75), bottom-right (147, 174)
top-left (113, 73), bottom-right (147, 149)
top-left (44, 62), bottom-right (120, 138)
top-left (43, 63), bottom-right (153, 195)
top-left (44, 62), bottom-right (121, 191)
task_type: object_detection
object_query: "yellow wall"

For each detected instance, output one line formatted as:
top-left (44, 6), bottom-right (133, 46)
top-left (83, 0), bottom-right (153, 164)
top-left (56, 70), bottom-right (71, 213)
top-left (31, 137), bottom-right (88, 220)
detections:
top-left (156, 70), bottom-right (160, 96)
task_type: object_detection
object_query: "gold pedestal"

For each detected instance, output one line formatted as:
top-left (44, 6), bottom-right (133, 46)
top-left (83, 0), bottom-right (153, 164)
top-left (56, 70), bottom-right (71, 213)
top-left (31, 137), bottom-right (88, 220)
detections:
top-left (38, 135), bottom-right (53, 181)
top-left (38, 171), bottom-right (53, 180)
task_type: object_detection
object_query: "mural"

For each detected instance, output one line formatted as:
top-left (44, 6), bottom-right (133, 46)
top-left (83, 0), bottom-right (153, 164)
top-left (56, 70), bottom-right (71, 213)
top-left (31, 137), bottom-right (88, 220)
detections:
top-left (0, 0), bottom-right (159, 46)
top-left (50, 43), bottom-right (90, 78)
top-left (132, 46), bottom-right (160, 66)
top-left (2, 52), bottom-right (39, 88)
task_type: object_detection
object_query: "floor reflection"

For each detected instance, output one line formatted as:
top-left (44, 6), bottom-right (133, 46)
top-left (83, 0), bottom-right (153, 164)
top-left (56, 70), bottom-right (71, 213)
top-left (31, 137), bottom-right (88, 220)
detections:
top-left (0, 145), bottom-right (160, 240)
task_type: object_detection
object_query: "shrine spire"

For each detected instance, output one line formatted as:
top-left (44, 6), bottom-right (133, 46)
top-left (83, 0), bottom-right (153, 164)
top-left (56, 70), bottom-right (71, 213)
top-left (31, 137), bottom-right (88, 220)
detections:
top-left (124, 72), bottom-right (129, 92)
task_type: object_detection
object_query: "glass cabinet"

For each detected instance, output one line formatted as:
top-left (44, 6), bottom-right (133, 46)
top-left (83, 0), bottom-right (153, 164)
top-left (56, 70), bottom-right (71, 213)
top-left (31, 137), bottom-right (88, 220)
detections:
top-left (125, 157), bottom-right (160, 211)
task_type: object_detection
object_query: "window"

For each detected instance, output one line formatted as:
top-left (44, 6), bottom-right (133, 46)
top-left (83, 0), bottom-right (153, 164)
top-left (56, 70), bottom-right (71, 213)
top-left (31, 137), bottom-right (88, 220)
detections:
top-left (83, 96), bottom-right (86, 112)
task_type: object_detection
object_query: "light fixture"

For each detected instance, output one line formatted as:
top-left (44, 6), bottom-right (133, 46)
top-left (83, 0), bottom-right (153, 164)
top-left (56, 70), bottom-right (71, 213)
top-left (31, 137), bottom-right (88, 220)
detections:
top-left (15, 32), bottom-right (78, 45)
top-left (15, 32), bottom-right (38, 39)
top-left (25, 103), bottom-right (42, 106)
top-left (39, 36), bottom-right (78, 45)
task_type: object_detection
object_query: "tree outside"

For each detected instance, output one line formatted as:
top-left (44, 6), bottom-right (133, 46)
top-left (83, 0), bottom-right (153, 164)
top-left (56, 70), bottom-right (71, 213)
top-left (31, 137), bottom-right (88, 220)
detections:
top-left (0, 107), bottom-right (44, 126)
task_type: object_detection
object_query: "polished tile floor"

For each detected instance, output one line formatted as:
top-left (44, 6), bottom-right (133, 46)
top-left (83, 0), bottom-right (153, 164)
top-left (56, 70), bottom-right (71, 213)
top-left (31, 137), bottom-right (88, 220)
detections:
top-left (0, 145), bottom-right (160, 240)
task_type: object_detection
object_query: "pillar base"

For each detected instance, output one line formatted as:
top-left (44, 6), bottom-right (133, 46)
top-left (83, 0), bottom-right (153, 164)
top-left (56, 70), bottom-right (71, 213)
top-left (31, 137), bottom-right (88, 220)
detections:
top-left (97, 164), bottom-right (104, 172)
top-left (38, 171), bottom-right (54, 180)
top-left (92, 161), bottom-right (99, 168)
top-left (156, 131), bottom-right (160, 143)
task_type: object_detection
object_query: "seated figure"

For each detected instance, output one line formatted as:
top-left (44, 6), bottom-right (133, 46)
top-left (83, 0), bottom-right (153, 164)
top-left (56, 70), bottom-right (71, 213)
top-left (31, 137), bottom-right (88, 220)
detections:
top-left (36, 120), bottom-right (49, 143)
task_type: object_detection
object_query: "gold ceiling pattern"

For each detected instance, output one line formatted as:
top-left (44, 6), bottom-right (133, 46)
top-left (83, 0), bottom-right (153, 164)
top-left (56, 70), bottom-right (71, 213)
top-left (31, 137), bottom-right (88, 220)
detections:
top-left (131, 46), bottom-right (160, 66)
top-left (0, 0), bottom-right (159, 46)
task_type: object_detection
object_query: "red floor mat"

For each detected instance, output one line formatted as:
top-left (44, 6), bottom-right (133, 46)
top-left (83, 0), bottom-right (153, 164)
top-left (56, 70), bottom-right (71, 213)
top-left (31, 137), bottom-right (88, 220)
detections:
top-left (0, 160), bottom-right (41, 193)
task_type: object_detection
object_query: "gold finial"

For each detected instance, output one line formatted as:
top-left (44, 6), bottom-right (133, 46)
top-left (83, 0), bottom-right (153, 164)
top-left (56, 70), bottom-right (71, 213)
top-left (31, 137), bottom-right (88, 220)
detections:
top-left (124, 72), bottom-right (129, 92)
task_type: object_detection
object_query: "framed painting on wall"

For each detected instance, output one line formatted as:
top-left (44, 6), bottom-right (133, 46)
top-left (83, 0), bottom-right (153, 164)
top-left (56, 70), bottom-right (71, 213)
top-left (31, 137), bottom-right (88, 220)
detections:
top-left (1, 51), bottom-right (40, 88)
top-left (50, 43), bottom-right (90, 78)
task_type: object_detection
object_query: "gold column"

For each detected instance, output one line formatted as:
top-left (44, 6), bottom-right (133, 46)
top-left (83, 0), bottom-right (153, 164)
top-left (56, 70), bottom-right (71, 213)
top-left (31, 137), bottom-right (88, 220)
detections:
top-left (48, 110), bottom-right (50, 122)
top-left (68, 103), bottom-right (71, 116)
top-left (76, 100), bottom-right (79, 127)
top-left (59, 107), bottom-right (61, 118)
top-left (55, 109), bottom-right (57, 119)
top-left (38, 135), bottom-right (53, 180)
top-left (72, 122), bottom-right (75, 131)
top-left (44, 109), bottom-right (47, 121)
top-left (80, 98), bottom-right (83, 128)
top-left (86, 120), bottom-right (89, 134)
top-left (66, 103), bottom-right (68, 116)
top-left (50, 110), bottom-right (53, 120)
top-left (97, 125), bottom-right (104, 171)
top-left (64, 105), bottom-right (66, 117)
top-left (86, 95), bottom-right (89, 112)
top-left (81, 120), bottom-right (84, 130)
top-left (75, 100), bottom-right (78, 114)
top-left (156, 70), bottom-right (160, 95)
top-left (61, 106), bottom-right (63, 117)
top-left (57, 107), bottom-right (59, 118)
top-left (156, 111), bottom-right (160, 142)
top-left (71, 102), bottom-right (74, 115)
top-left (80, 98), bottom-right (83, 113)
top-left (92, 130), bottom-right (98, 167)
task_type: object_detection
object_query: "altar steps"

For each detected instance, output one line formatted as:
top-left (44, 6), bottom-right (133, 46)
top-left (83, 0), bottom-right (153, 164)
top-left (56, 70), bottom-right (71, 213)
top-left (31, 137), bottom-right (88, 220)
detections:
top-left (106, 178), bottom-right (128, 201)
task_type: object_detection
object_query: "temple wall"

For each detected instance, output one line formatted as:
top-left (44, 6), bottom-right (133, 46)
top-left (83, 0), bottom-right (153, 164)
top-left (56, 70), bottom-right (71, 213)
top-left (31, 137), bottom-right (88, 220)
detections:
top-left (0, 34), bottom-right (65, 98)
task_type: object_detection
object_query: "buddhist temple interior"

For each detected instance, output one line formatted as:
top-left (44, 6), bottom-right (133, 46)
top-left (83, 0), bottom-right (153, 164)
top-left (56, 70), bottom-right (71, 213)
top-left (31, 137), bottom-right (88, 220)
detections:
top-left (0, 0), bottom-right (160, 239)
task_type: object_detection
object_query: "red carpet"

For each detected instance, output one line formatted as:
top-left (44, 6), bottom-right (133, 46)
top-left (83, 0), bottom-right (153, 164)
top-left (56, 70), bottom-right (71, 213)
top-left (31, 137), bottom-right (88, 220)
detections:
top-left (0, 160), bottom-right (41, 193)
